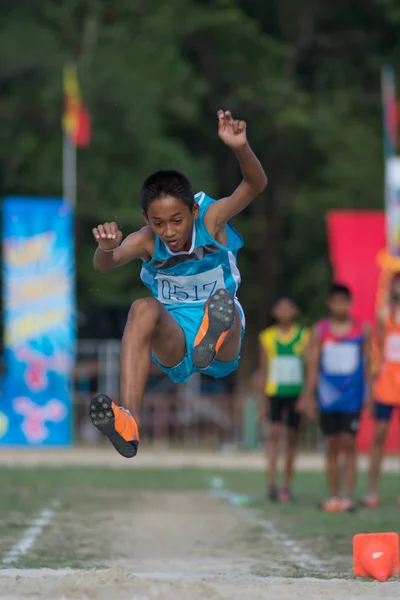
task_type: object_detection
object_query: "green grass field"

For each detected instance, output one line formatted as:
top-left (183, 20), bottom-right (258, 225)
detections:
top-left (1, 465), bottom-right (399, 576)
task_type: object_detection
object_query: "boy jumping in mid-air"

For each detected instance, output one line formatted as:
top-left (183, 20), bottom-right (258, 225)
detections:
top-left (258, 296), bottom-right (309, 502)
top-left (300, 284), bottom-right (371, 512)
top-left (90, 110), bottom-right (267, 458)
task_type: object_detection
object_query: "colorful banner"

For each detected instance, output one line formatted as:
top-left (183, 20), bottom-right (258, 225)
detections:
top-left (0, 197), bottom-right (75, 446)
top-left (326, 211), bottom-right (386, 322)
top-left (326, 210), bottom-right (400, 452)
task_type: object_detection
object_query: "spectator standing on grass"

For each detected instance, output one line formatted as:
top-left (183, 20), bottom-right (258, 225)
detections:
top-left (258, 296), bottom-right (309, 503)
top-left (299, 283), bottom-right (372, 513)
top-left (362, 273), bottom-right (400, 508)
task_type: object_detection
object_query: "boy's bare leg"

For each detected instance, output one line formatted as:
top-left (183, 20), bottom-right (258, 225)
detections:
top-left (326, 435), bottom-right (340, 497)
top-left (120, 297), bottom-right (186, 420)
top-left (368, 420), bottom-right (389, 496)
top-left (341, 432), bottom-right (357, 501)
top-left (90, 297), bottom-right (186, 457)
top-left (283, 428), bottom-right (299, 492)
top-left (268, 422), bottom-right (281, 494)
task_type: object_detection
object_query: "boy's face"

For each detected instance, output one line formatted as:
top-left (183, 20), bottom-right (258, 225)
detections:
top-left (328, 293), bottom-right (351, 320)
top-left (144, 196), bottom-right (199, 252)
top-left (272, 299), bottom-right (299, 324)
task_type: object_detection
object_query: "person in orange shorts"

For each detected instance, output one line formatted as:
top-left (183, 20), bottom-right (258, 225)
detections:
top-left (362, 273), bottom-right (400, 508)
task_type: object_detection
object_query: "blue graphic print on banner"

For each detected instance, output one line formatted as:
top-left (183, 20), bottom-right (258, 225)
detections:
top-left (0, 197), bottom-right (75, 445)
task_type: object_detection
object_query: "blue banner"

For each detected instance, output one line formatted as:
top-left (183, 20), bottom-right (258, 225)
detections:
top-left (0, 197), bottom-right (75, 446)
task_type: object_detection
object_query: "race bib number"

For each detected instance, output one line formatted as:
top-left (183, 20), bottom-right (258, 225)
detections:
top-left (271, 356), bottom-right (303, 386)
top-left (385, 334), bottom-right (400, 362)
top-left (322, 342), bottom-right (359, 375)
top-left (155, 265), bottom-right (225, 305)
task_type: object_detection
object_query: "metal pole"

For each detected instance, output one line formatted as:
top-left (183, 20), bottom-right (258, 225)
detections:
top-left (62, 132), bottom-right (77, 207)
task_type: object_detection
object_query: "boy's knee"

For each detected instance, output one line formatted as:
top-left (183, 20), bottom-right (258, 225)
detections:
top-left (270, 423), bottom-right (281, 444)
top-left (326, 435), bottom-right (340, 455)
top-left (341, 433), bottom-right (356, 454)
top-left (373, 422), bottom-right (389, 447)
top-left (287, 429), bottom-right (298, 448)
top-left (128, 297), bottom-right (162, 328)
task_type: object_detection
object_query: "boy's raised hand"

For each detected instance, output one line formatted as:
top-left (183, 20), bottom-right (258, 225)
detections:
top-left (217, 110), bottom-right (247, 149)
top-left (93, 222), bottom-right (123, 251)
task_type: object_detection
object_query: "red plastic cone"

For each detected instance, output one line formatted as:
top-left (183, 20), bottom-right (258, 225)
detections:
top-left (354, 533), bottom-right (399, 581)
top-left (362, 542), bottom-right (393, 581)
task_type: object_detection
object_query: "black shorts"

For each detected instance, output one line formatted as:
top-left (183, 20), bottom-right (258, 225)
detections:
top-left (320, 412), bottom-right (361, 436)
top-left (268, 396), bottom-right (301, 430)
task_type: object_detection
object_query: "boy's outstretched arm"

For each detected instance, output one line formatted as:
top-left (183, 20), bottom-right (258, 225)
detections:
top-left (206, 110), bottom-right (267, 229)
top-left (93, 222), bottom-right (152, 273)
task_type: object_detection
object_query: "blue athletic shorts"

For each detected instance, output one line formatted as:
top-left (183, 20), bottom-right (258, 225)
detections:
top-left (152, 301), bottom-right (246, 384)
top-left (375, 401), bottom-right (397, 422)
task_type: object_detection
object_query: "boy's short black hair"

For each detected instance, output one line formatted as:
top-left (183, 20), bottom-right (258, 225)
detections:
top-left (273, 294), bottom-right (300, 309)
top-left (140, 170), bottom-right (194, 213)
top-left (329, 282), bottom-right (352, 299)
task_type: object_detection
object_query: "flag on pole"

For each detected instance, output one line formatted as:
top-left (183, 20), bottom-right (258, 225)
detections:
top-left (381, 66), bottom-right (398, 159)
top-left (63, 64), bottom-right (91, 148)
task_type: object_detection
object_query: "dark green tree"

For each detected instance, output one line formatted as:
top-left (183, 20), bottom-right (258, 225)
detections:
top-left (1, 0), bottom-right (398, 376)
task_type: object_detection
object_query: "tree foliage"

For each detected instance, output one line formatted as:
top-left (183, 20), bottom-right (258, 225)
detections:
top-left (0, 0), bottom-right (397, 368)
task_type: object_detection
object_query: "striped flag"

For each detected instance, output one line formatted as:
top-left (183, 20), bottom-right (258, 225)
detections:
top-left (62, 64), bottom-right (91, 148)
top-left (381, 66), bottom-right (398, 158)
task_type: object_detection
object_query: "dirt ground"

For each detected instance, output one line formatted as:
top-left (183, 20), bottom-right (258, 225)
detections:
top-left (0, 445), bottom-right (399, 471)
top-left (1, 569), bottom-right (400, 600)
top-left (1, 488), bottom-right (400, 600)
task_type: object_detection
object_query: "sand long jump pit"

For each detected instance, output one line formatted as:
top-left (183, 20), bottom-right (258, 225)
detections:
top-left (1, 451), bottom-right (400, 599)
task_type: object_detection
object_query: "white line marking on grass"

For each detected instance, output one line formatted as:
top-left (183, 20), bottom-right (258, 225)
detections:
top-left (2, 498), bottom-right (60, 565)
top-left (246, 514), bottom-right (322, 570)
top-left (209, 477), bottom-right (324, 572)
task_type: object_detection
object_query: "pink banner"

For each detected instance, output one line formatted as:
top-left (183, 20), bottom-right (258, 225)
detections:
top-left (326, 210), bottom-right (399, 452)
top-left (326, 211), bottom-right (385, 322)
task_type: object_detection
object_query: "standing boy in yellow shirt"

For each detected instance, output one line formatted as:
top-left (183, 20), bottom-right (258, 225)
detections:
top-left (259, 296), bottom-right (309, 502)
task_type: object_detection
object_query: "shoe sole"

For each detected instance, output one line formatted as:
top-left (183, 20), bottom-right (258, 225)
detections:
top-left (89, 394), bottom-right (138, 459)
top-left (192, 289), bottom-right (235, 370)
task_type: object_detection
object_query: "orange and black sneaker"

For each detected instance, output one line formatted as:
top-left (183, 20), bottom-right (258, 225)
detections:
top-left (90, 394), bottom-right (139, 458)
top-left (192, 289), bottom-right (236, 370)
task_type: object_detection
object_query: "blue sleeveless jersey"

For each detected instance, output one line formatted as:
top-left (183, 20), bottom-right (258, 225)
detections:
top-left (317, 319), bottom-right (365, 413)
top-left (140, 192), bottom-right (243, 311)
